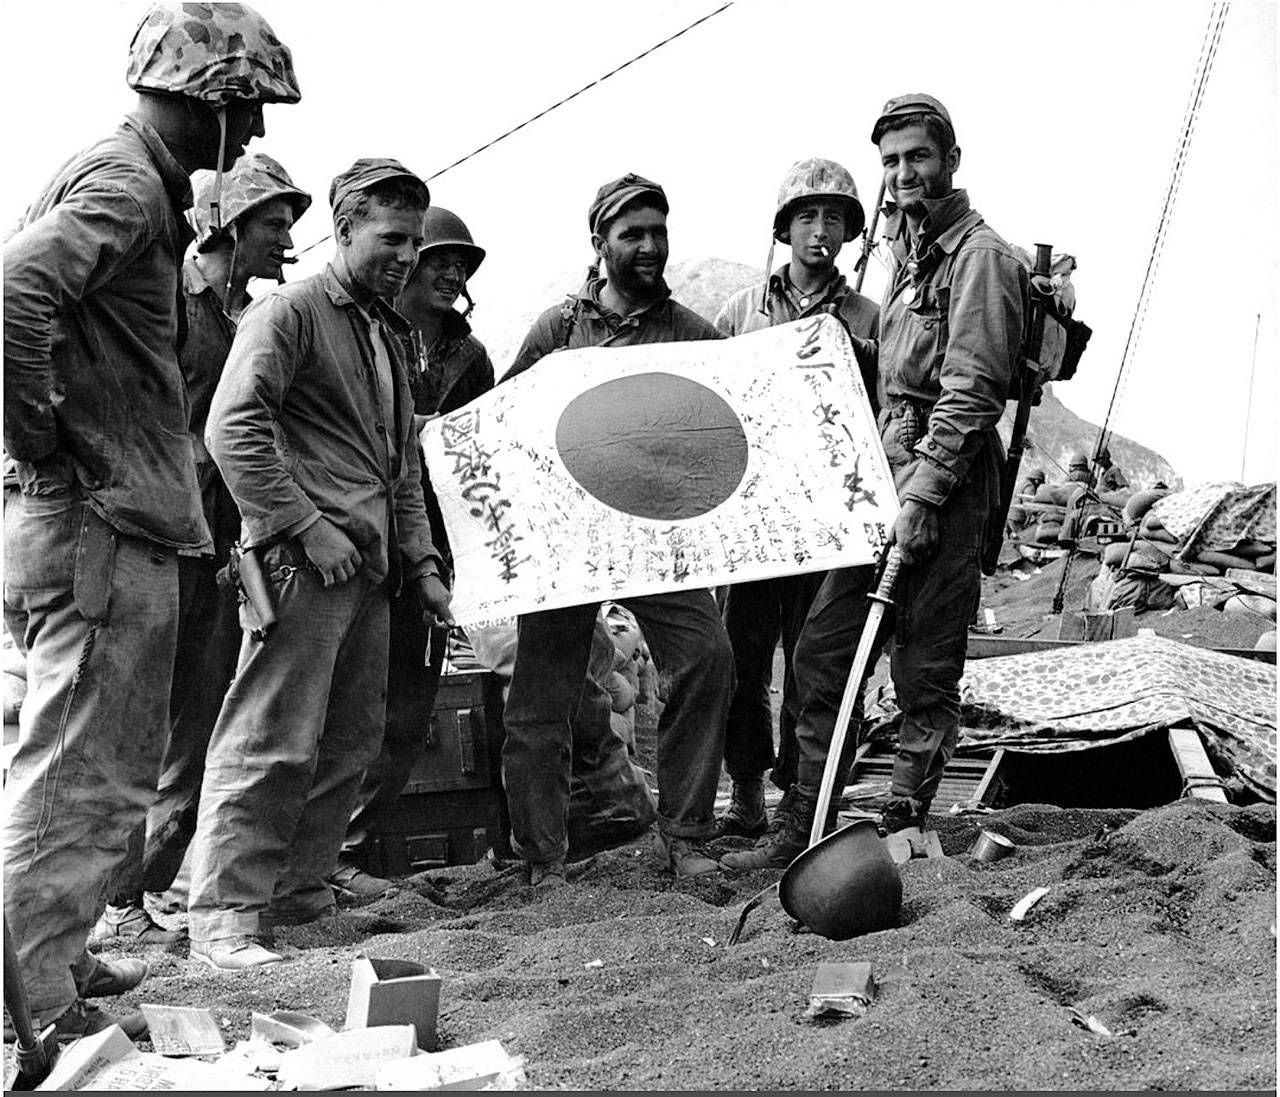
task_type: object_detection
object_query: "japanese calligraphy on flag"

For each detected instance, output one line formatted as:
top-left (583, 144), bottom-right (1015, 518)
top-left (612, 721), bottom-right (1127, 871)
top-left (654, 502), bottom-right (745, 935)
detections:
top-left (421, 313), bottom-right (898, 627)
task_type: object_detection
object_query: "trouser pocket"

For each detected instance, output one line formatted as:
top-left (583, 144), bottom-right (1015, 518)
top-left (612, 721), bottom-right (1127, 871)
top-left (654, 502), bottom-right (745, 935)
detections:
top-left (4, 488), bottom-right (81, 604)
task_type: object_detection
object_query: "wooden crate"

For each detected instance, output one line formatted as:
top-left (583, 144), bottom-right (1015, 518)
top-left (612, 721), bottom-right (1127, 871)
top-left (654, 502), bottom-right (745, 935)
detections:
top-left (366, 669), bottom-right (509, 875)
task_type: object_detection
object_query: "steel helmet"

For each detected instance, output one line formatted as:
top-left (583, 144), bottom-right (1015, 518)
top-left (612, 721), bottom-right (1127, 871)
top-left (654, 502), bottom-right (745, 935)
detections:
top-left (127, 2), bottom-right (301, 107)
top-left (773, 158), bottom-right (866, 243)
top-left (188, 153), bottom-right (311, 251)
top-left (419, 207), bottom-right (486, 278)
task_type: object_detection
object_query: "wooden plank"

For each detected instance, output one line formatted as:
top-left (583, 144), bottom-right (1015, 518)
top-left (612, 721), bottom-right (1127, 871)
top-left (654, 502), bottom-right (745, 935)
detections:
top-left (1167, 725), bottom-right (1229, 802)
top-left (965, 634), bottom-right (1276, 664)
top-left (971, 748), bottom-right (1006, 806)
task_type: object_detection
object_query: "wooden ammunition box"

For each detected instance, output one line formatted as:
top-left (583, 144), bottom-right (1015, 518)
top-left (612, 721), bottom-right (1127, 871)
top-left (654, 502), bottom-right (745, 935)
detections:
top-left (366, 669), bottom-right (511, 876)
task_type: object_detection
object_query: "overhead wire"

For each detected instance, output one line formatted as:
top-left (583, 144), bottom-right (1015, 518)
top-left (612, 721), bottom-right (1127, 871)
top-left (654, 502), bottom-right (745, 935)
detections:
top-left (1092, 1), bottom-right (1229, 463)
top-left (292, 2), bottom-right (735, 261)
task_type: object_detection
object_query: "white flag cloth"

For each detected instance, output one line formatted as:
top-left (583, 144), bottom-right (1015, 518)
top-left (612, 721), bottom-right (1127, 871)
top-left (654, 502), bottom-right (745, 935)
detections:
top-left (421, 313), bottom-right (898, 627)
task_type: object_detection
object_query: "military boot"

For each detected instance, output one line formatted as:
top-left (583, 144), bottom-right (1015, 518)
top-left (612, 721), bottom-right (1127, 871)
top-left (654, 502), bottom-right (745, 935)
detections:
top-left (768, 785), bottom-right (799, 833)
top-left (878, 796), bottom-right (929, 836)
top-left (714, 776), bottom-right (767, 838)
top-left (719, 789), bottom-right (817, 872)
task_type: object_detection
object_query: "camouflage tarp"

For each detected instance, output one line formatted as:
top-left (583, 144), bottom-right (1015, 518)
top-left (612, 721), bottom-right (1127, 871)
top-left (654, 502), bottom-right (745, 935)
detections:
top-left (955, 634), bottom-right (1276, 801)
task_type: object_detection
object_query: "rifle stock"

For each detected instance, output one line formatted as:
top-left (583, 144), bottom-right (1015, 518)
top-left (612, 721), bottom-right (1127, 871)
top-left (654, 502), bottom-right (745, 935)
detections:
top-left (853, 178), bottom-right (887, 294)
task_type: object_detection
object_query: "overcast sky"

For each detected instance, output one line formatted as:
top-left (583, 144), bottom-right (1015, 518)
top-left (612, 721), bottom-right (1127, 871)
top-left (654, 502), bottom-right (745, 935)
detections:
top-left (3, 0), bottom-right (1275, 485)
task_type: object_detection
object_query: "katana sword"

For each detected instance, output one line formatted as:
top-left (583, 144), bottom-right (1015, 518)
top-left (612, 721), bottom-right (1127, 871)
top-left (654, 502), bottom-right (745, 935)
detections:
top-left (809, 544), bottom-right (903, 846)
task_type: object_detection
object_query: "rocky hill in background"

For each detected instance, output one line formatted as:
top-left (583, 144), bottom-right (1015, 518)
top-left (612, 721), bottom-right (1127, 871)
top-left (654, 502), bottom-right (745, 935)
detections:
top-left (475, 255), bottom-right (1179, 488)
top-left (998, 384), bottom-right (1181, 491)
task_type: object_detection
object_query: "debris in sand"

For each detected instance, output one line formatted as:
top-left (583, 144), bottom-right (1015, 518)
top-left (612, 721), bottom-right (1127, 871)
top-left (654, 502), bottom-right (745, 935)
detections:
top-left (275, 1025), bottom-right (418, 1091)
top-left (374, 1038), bottom-right (526, 1090)
top-left (1009, 885), bottom-right (1052, 921)
top-left (344, 955), bottom-right (441, 1051)
top-left (1068, 1007), bottom-right (1114, 1037)
top-left (36, 1023), bottom-right (269, 1091)
top-left (139, 1003), bottom-right (225, 1057)
top-left (805, 962), bottom-right (876, 1019)
top-left (700, 937), bottom-right (717, 947)
top-left (584, 958), bottom-right (605, 969)
top-left (249, 1011), bottom-right (335, 1049)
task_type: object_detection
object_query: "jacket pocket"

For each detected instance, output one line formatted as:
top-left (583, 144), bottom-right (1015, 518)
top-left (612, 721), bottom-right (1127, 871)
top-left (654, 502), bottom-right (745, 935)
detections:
top-left (899, 283), bottom-right (950, 388)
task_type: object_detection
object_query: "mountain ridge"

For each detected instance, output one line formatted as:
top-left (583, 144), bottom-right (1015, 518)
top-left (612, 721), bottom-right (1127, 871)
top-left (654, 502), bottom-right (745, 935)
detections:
top-left (472, 256), bottom-right (1179, 489)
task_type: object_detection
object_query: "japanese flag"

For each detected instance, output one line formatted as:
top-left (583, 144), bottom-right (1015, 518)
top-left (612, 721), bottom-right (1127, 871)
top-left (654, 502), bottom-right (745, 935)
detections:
top-left (421, 313), bottom-right (897, 627)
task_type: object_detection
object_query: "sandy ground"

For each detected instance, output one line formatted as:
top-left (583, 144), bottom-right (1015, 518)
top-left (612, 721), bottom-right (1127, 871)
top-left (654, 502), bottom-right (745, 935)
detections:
top-left (88, 799), bottom-right (1275, 1091)
top-left (11, 558), bottom-right (1277, 1091)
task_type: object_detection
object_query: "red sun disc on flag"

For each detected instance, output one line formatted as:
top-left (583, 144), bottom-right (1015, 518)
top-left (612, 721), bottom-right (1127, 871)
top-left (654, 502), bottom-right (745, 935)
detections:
top-left (555, 372), bottom-right (750, 520)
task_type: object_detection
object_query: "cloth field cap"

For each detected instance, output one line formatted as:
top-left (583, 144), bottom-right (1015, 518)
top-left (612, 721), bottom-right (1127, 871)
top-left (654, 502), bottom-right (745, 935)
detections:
top-left (870, 93), bottom-right (955, 144)
top-left (329, 158), bottom-right (429, 214)
top-left (589, 173), bottom-right (668, 237)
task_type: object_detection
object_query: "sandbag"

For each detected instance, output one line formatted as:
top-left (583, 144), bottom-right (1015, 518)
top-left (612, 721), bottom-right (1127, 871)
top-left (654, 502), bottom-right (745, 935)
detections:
top-left (2, 671), bottom-right (26, 724)
top-left (1221, 593), bottom-right (1277, 622)
top-left (1032, 521), bottom-right (1062, 545)
top-left (1123, 490), bottom-right (1167, 526)
top-left (1088, 565), bottom-right (1178, 613)
top-left (1192, 549), bottom-right (1257, 572)
top-left (1232, 539), bottom-right (1276, 560)
top-left (1167, 558), bottom-right (1220, 576)
top-left (1104, 540), bottom-right (1171, 572)
top-left (1140, 513), bottom-right (1180, 544)
top-left (1098, 489), bottom-right (1132, 509)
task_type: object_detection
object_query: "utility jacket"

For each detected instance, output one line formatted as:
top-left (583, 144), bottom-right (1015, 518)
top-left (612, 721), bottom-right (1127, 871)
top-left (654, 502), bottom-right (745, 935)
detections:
top-left (506, 275), bottom-right (721, 379)
top-left (715, 265), bottom-right (881, 409)
top-left (405, 310), bottom-right (495, 416)
top-left (404, 310), bottom-right (496, 578)
top-left (207, 263), bottom-right (440, 585)
top-left (877, 189), bottom-right (1028, 508)
top-left (181, 259), bottom-right (246, 565)
top-left (3, 114), bottom-right (210, 549)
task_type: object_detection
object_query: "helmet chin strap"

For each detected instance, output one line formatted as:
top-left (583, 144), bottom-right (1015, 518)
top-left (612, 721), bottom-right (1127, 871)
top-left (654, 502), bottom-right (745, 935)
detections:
top-left (208, 107), bottom-right (229, 235)
top-left (759, 236), bottom-right (778, 315)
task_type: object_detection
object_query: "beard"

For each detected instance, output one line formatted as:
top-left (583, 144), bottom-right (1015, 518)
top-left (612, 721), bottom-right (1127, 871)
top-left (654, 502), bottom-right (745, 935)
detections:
top-left (602, 246), bottom-right (666, 299)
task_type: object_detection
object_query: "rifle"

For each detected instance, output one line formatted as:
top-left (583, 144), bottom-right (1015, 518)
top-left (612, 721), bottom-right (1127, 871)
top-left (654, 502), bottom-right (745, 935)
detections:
top-left (852, 179), bottom-right (886, 294)
top-left (980, 243), bottom-right (1092, 576)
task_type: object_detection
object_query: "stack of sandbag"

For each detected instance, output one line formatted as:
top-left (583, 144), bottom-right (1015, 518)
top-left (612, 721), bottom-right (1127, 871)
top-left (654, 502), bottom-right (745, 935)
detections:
top-left (1090, 482), bottom-right (1276, 614)
top-left (1144, 482), bottom-right (1276, 575)
top-left (599, 602), bottom-right (658, 752)
top-left (1023, 481), bottom-right (1085, 544)
top-left (466, 607), bottom-right (659, 860)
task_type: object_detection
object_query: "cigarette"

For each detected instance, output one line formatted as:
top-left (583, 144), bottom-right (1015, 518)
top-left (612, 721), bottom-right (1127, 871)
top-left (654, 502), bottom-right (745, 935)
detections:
top-left (819, 245), bottom-right (831, 258)
top-left (280, 255), bottom-right (299, 265)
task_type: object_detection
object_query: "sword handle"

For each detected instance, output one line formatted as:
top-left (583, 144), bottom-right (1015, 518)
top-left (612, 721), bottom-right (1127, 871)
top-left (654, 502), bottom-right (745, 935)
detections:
top-left (869, 544), bottom-right (904, 607)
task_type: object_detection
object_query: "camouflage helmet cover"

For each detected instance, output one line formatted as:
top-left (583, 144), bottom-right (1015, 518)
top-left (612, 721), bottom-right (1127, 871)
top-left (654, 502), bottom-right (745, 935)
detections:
top-left (127, 2), bottom-right (301, 107)
top-left (773, 158), bottom-right (866, 242)
top-left (419, 207), bottom-right (486, 279)
top-left (188, 152), bottom-right (311, 249)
